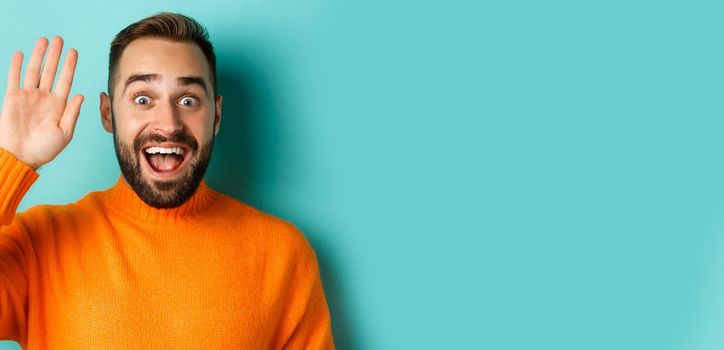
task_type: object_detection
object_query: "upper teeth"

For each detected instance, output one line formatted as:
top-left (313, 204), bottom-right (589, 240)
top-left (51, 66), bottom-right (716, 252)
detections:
top-left (145, 147), bottom-right (185, 155)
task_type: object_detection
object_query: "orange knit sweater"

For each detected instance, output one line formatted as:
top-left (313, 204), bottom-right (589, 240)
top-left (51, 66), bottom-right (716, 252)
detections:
top-left (0, 147), bottom-right (335, 349)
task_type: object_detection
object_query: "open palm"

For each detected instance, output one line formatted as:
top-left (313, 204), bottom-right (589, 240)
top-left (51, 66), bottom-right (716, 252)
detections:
top-left (0, 36), bottom-right (84, 170)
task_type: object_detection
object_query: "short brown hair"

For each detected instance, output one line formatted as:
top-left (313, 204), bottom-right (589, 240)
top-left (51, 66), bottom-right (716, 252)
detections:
top-left (107, 12), bottom-right (217, 99)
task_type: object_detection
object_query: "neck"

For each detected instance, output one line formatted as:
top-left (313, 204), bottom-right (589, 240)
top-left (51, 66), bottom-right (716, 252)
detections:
top-left (102, 175), bottom-right (216, 224)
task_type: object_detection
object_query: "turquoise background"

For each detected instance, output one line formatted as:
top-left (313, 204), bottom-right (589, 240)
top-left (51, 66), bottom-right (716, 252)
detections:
top-left (0, 0), bottom-right (723, 349)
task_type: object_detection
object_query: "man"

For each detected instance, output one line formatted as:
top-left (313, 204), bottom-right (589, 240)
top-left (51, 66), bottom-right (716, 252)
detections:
top-left (0, 12), bottom-right (334, 349)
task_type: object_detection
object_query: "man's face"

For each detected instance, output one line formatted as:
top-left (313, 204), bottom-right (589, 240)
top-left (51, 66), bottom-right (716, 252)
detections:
top-left (100, 38), bottom-right (222, 208)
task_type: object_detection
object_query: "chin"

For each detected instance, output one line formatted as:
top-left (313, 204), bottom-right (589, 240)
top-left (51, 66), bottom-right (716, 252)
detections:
top-left (113, 130), bottom-right (214, 209)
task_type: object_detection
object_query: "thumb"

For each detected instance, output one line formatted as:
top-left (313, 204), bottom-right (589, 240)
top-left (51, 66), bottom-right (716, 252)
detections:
top-left (60, 94), bottom-right (84, 143)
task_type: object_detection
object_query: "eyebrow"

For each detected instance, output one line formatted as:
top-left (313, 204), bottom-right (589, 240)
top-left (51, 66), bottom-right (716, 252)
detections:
top-left (122, 73), bottom-right (210, 97)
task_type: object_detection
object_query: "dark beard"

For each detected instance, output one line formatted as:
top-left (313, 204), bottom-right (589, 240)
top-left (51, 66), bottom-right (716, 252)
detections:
top-left (113, 128), bottom-right (214, 209)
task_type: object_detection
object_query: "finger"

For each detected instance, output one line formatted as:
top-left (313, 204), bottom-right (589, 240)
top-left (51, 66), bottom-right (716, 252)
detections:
top-left (38, 36), bottom-right (63, 91)
top-left (60, 94), bottom-right (83, 142)
top-left (54, 48), bottom-right (77, 99)
top-left (22, 37), bottom-right (49, 89)
top-left (6, 51), bottom-right (23, 93)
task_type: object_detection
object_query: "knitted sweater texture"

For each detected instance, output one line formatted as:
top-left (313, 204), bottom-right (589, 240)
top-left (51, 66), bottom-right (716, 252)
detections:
top-left (0, 147), bottom-right (335, 349)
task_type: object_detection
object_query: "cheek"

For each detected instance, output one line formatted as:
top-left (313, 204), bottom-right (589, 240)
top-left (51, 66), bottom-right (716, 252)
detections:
top-left (184, 117), bottom-right (215, 139)
top-left (117, 125), bottom-right (141, 139)
top-left (112, 120), bottom-right (146, 149)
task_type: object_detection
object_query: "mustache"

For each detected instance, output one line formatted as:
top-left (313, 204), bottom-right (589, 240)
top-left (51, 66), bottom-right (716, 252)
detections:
top-left (133, 132), bottom-right (199, 154)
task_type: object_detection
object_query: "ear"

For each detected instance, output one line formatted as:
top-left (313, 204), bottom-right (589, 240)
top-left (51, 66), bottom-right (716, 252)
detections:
top-left (100, 92), bottom-right (113, 133)
top-left (214, 95), bottom-right (223, 136)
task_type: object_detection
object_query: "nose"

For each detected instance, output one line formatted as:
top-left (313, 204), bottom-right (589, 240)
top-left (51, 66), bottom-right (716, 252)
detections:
top-left (150, 99), bottom-right (183, 135)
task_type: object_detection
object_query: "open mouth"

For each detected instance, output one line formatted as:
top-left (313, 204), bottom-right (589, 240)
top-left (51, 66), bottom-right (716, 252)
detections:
top-left (140, 144), bottom-right (191, 178)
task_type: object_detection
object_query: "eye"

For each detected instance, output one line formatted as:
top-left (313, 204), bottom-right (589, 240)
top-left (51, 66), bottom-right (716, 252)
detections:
top-left (133, 95), bottom-right (151, 105)
top-left (179, 96), bottom-right (198, 107)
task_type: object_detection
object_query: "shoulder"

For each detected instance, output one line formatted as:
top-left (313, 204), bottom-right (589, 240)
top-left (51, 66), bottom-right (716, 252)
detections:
top-left (14, 197), bottom-right (87, 231)
top-left (16, 194), bottom-right (85, 220)
top-left (211, 191), bottom-right (316, 257)
top-left (13, 185), bottom-right (119, 231)
top-left (1, 201), bottom-right (86, 251)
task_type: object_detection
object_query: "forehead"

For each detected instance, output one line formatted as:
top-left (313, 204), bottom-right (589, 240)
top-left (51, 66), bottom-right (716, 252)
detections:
top-left (116, 38), bottom-right (211, 90)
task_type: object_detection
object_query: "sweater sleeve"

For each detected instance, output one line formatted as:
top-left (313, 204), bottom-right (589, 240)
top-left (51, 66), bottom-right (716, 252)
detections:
top-left (281, 231), bottom-right (335, 350)
top-left (0, 147), bottom-right (38, 342)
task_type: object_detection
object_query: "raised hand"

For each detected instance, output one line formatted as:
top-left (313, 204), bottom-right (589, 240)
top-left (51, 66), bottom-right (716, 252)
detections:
top-left (0, 36), bottom-right (84, 170)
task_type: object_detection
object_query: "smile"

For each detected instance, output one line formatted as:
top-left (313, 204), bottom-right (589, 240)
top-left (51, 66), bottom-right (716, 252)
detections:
top-left (140, 143), bottom-right (191, 178)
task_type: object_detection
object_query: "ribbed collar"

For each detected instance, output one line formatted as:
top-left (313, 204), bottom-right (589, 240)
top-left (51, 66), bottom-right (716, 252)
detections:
top-left (99, 175), bottom-right (216, 224)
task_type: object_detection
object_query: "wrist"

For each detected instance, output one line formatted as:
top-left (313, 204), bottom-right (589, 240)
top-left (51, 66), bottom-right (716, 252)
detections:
top-left (0, 144), bottom-right (39, 170)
